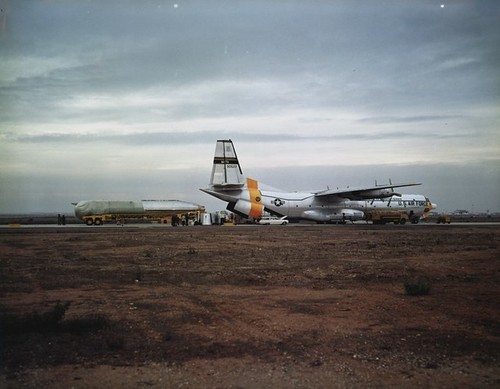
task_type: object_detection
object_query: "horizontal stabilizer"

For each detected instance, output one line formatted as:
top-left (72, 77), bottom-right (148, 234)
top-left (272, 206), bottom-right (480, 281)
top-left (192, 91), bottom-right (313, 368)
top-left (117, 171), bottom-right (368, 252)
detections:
top-left (212, 182), bottom-right (245, 190)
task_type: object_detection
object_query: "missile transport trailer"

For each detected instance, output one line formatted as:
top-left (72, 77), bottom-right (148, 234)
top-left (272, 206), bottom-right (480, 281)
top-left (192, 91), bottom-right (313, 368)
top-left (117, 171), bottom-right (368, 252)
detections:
top-left (74, 200), bottom-right (205, 226)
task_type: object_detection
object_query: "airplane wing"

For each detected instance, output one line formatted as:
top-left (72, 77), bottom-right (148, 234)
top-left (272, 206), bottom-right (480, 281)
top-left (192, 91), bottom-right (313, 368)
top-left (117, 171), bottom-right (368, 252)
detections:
top-left (314, 182), bottom-right (421, 200)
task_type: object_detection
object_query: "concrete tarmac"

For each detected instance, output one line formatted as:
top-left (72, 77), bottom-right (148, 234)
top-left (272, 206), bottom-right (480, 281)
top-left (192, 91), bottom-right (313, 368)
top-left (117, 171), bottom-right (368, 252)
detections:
top-left (1, 222), bottom-right (500, 231)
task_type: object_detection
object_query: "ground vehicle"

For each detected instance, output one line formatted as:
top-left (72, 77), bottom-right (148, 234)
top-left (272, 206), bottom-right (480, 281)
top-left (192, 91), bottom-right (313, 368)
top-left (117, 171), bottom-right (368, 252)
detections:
top-left (257, 216), bottom-right (289, 225)
top-left (366, 210), bottom-right (409, 225)
top-left (437, 214), bottom-right (451, 224)
top-left (74, 200), bottom-right (205, 226)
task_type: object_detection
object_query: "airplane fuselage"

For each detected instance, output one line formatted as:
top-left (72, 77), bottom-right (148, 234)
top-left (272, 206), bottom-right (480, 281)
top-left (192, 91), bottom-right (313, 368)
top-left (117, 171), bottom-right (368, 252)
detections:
top-left (203, 186), bottom-right (432, 223)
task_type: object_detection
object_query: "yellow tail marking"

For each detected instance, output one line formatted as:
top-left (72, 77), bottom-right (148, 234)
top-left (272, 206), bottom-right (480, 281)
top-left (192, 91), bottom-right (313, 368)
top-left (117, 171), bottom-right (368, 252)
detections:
top-left (247, 178), bottom-right (263, 219)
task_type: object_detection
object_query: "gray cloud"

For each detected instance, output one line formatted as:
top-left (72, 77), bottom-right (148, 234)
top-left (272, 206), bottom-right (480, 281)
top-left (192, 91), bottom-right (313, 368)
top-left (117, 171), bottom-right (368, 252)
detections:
top-left (357, 115), bottom-right (465, 124)
top-left (0, 0), bottom-right (499, 213)
top-left (4, 127), bottom-right (474, 146)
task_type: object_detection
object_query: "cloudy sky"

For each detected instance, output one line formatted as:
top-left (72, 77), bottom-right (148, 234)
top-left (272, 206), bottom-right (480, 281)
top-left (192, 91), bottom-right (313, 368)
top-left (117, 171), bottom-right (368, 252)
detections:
top-left (0, 0), bottom-right (499, 214)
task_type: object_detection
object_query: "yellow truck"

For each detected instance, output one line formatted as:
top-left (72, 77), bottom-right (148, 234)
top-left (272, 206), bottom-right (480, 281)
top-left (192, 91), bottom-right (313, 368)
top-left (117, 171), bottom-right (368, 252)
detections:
top-left (366, 210), bottom-right (410, 225)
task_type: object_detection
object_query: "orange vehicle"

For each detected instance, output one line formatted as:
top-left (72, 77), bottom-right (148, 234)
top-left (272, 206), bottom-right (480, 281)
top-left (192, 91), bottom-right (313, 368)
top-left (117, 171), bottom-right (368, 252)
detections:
top-left (366, 210), bottom-right (410, 225)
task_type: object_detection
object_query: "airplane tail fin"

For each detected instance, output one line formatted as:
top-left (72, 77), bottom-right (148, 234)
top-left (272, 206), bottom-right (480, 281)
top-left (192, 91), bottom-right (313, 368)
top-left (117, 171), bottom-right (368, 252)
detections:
top-left (209, 139), bottom-right (245, 189)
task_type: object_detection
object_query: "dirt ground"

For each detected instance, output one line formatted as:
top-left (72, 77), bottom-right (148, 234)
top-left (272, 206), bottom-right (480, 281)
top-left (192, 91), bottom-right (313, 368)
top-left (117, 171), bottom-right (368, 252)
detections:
top-left (1, 224), bottom-right (499, 388)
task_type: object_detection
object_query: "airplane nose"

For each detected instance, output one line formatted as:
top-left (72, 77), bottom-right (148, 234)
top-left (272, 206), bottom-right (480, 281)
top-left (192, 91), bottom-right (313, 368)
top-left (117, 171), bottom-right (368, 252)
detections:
top-left (432, 203), bottom-right (437, 210)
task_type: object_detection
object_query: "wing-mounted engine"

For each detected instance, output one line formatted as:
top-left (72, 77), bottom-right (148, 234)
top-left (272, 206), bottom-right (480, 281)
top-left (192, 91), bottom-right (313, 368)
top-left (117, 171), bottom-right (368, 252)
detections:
top-left (349, 188), bottom-right (397, 200)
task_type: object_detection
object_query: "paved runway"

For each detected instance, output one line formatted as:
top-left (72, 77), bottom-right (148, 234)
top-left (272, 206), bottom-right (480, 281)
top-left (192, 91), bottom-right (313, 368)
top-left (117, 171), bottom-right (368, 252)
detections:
top-left (1, 222), bottom-right (500, 230)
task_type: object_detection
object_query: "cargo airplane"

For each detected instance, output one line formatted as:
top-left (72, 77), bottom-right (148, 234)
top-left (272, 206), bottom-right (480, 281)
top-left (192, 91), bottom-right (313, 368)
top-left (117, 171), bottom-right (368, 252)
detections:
top-left (201, 139), bottom-right (435, 223)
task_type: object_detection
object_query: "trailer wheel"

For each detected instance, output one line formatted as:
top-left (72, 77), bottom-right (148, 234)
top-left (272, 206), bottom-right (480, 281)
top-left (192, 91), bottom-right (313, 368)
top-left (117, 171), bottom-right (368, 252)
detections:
top-left (400, 219), bottom-right (406, 225)
top-left (85, 219), bottom-right (93, 226)
top-left (94, 218), bottom-right (102, 226)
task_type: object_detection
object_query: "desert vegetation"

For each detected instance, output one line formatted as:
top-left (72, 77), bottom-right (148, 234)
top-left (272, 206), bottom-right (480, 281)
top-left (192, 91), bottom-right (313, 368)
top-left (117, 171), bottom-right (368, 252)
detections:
top-left (1, 224), bottom-right (499, 388)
